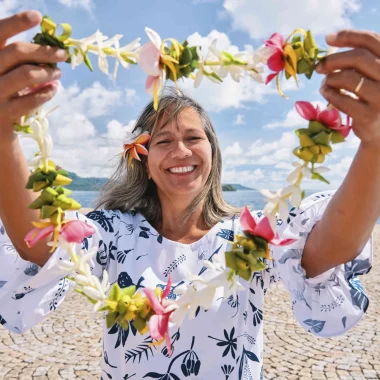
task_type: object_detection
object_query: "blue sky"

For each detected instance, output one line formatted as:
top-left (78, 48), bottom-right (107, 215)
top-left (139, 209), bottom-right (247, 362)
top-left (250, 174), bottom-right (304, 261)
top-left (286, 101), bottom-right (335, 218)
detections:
top-left (2, 0), bottom-right (379, 191)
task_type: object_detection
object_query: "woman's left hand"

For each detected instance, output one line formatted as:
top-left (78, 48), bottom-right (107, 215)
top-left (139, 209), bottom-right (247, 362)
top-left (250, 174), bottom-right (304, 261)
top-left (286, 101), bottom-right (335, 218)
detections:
top-left (315, 29), bottom-right (380, 148)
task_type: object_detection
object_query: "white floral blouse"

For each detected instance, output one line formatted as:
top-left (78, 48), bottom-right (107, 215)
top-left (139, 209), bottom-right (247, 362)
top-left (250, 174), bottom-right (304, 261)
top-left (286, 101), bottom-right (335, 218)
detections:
top-left (0, 191), bottom-right (372, 380)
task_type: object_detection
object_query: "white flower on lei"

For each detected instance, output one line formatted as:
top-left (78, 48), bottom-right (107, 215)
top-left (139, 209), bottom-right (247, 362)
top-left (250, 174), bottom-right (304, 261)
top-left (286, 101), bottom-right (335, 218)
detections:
top-left (101, 34), bottom-right (141, 80)
top-left (17, 106), bottom-right (58, 169)
top-left (171, 255), bottom-right (244, 327)
top-left (287, 162), bottom-right (330, 183)
top-left (245, 45), bottom-right (275, 83)
top-left (208, 40), bottom-right (246, 82)
top-left (55, 243), bottom-right (110, 313)
top-left (69, 31), bottom-right (108, 69)
top-left (194, 46), bottom-right (222, 88)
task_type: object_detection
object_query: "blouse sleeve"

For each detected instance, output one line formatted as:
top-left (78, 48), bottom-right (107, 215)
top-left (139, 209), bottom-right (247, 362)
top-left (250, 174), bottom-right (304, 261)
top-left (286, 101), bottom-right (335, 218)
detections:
top-left (0, 209), bottom-right (121, 334)
top-left (268, 191), bottom-right (373, 337)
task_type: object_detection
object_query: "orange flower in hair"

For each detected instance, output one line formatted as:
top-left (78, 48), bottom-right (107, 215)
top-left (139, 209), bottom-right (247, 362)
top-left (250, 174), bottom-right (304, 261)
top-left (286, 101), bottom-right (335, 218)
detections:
top-left (123, 132), bottom-right (151, 166)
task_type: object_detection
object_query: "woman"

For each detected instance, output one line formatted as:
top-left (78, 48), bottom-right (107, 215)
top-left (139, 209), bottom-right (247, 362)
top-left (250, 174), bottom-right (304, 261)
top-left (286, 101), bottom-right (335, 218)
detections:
top-left (0, 10), bottom-right (378, 380)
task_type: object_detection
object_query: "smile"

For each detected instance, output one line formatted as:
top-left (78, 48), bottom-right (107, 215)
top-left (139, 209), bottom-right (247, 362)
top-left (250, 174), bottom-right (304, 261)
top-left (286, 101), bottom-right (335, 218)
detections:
top-left (167, 165), bottom-right (196, 174)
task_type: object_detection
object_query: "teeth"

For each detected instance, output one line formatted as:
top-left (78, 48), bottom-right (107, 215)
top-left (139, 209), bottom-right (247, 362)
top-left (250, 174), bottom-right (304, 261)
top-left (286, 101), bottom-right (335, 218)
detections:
top-left (169, 166), bottom-right (195, 174)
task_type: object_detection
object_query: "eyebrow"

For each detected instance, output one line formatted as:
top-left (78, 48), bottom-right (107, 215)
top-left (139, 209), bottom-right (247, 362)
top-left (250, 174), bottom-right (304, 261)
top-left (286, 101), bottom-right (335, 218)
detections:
top-left (152, 128), bottom-right (202, 140)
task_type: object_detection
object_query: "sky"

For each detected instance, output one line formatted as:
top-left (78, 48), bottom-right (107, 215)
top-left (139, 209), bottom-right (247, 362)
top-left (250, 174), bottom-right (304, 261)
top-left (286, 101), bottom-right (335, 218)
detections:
top-left (1, 0), bottom-right (379, 191)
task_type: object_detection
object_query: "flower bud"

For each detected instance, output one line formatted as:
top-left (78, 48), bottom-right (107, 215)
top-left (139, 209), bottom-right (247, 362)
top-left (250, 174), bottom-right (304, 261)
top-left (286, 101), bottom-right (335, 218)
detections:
top-left (52, 173), bottom-right (72, 186)
top-left (33, 180), bottom-right (49, 192)
top-left (40, 205), bottom-right (58, 219)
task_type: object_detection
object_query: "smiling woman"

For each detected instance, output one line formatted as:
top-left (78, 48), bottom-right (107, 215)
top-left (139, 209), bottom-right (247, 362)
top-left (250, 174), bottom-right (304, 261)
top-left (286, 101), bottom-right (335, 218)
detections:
top-left (95, 87), bottom-right (240, 240)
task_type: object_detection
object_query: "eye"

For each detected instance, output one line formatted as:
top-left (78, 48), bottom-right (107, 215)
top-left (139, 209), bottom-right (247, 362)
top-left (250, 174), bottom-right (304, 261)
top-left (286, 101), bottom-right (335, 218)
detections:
top-left (188, 136), bottom-right (201, 141)
top-left (157, 140), bottom-right (170, 145)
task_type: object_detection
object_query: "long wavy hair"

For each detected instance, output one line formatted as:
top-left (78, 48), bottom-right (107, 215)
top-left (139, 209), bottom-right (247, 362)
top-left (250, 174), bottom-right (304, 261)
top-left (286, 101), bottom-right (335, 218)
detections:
top-left (94, 87), bottom-right (241, 227)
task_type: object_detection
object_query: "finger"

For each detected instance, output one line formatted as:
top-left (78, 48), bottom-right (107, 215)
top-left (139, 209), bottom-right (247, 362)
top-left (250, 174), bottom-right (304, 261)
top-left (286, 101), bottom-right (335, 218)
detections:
top-left (324, 29), bottom-right (380, 58)
top-left (315, 48), bottom-right (380, 81)
top-left (0, 42), bottom-right (68, 76)
top-left (0, 11), bottom-right (42, 48)
top-left (0, 65), bottom-right (61, 100)
top-left (6, 83), bottom-right (58, 121)
top-left (319, 84), bottom-right (369, 120)
top-left (323, 70), bottom-right (380, 105)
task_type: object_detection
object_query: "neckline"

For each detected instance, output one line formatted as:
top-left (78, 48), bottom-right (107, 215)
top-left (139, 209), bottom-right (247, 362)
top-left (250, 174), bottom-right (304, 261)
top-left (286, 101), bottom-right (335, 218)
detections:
top-left (141, 216), bottom-right (222, 247)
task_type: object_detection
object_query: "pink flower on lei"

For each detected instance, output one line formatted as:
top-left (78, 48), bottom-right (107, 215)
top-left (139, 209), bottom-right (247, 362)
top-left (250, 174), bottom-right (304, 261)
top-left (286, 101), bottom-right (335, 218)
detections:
top-left (295, 101), bottom-right (351, 138)
top-left (240, 206), bottom-right (297, 247)
top-left (144, 274), bottom-right (177, 357)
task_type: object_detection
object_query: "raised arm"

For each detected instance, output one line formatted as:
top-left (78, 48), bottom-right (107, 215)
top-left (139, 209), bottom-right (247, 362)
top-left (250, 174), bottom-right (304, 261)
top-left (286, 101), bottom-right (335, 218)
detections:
top-left (0, 11), bottom-right (68, 266)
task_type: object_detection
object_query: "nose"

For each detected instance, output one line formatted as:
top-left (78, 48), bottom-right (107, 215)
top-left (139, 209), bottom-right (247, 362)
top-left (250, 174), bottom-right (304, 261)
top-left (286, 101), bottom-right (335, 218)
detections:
top-left (171, 140), bottom-right (192, 159)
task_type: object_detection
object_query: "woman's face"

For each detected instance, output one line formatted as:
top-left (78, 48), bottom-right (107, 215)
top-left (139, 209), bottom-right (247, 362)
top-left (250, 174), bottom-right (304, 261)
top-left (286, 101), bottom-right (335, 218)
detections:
top-left (147, 107), bottom-right (212, 200)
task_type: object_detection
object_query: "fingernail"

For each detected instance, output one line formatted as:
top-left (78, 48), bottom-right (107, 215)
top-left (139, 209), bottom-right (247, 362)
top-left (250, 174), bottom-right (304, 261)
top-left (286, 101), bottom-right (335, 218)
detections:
top-left (51, 81), bottom-right (59, 90)
top-left (55, 49), bottom-right (68, 60)
top-left (326, 32), bottom-right (338, 44)
top-left (53, 69), bottom-right (62, 79)
top-left (320, 85), bottom-right (328, 95)
top-left (321, 77), bottom-right (326, 86)
top-left (26, 11), bottom-right (41, 24)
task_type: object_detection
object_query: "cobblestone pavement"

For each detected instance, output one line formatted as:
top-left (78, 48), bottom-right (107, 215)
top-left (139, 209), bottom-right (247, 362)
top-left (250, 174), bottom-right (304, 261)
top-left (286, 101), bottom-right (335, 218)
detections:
top-left (1, 231), bottom-right (379, 380)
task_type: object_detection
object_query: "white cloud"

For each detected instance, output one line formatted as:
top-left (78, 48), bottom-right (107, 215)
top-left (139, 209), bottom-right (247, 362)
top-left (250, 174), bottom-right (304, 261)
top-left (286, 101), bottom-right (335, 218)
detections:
top-left (222, 0), bottom-right (361, 39)
top-left (102, 119), bottom-right (136, 142)
top-left (222, 168), bottom-right (264, 186)
top-left (222, 132), bottom-right (298, 170)
top-left (233, 114), bottom-right (245, 125)
top-left (19, 81), bottom-right (132, 178)
top-left (264, 100), bottom-right (325, 129)
top-left (247, 132), bottom-right (297, 157)
top-left (54, 112), bottom-right (96, 145)
top-left (48, 81), bottom-right (122, 121)
top-left (58, 0), bottom-right (94, 12)
top-left (222, 142), bottom-right (248, 168)
top-left (223, 141), bottom-right (243, 156)
top-left (187, 30), bottom-right (242, 55)
top-left (274, 161), bottom-right (294, 170)
top-left (328, 156), bottom-right (353, 176)
top-left (0, 0), bottom-right (19, 18)
top-left (125, 88), bottom-right (139, 106)
top-left (252, 168), bottom-right (265, 181)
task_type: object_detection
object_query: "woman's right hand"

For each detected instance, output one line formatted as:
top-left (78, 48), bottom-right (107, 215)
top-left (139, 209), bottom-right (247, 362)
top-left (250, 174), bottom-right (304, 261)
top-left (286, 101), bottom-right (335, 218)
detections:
top-left (0, 10), bottom-right (68, 142)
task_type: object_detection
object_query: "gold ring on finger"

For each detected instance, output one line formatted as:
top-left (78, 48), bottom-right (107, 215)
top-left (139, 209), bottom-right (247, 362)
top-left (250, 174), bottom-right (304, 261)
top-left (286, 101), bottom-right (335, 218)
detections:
top-left (354, 76), bottom-right (365, 95)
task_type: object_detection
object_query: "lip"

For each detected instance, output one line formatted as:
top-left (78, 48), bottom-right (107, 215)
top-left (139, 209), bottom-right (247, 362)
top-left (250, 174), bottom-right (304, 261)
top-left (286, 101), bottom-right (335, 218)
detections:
top-left (166, 164), bottom-right (198, 170)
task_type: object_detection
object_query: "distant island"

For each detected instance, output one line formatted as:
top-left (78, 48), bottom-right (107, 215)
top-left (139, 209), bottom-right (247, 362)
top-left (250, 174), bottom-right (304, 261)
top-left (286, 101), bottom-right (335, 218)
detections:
top-left (222, 184), bottom-right (254, 191)
top-left (66, 171), bottom-right (108, 191)
top-left (65, 171), bottom-right (255, 192)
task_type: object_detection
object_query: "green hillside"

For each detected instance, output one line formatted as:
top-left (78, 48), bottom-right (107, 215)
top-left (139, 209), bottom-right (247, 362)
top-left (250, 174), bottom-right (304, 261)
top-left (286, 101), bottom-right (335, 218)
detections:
top-left (65, 171), bottom-right (108, 191)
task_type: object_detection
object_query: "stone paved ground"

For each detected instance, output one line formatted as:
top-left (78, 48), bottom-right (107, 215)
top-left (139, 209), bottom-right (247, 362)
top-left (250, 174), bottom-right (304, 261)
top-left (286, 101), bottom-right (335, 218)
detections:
top-left (0, 229), bottom-right (379, 380)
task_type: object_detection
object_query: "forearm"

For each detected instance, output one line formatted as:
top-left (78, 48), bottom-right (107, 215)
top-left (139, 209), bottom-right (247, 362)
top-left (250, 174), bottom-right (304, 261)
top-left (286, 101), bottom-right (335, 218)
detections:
top-left (0, 135), bottom-right (53, 266)
top-left (302, 141), bottom-right (380, 277)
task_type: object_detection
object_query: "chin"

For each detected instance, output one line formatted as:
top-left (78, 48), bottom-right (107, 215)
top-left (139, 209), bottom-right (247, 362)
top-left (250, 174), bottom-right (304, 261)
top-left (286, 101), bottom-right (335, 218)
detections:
top-left (170, 185), bottom-right (202, 195)
top-left (161, 181), bottom-right (205, 197)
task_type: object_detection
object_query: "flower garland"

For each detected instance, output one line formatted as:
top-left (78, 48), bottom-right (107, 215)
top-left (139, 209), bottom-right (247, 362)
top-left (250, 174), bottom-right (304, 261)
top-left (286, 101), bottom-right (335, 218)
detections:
top-left (14, 16), bottom-right (353, 354)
